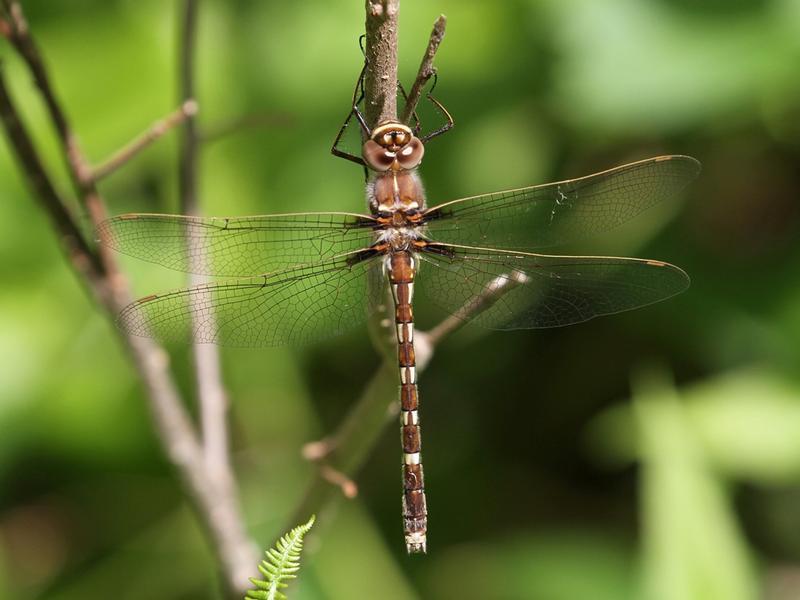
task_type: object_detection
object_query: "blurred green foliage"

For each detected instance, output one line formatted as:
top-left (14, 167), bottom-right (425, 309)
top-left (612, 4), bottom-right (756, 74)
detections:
top-left (1, 0), bottom-right (799, 599)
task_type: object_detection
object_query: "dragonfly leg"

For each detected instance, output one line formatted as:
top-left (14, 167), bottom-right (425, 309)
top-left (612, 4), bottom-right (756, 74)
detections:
top-left (419, 77), bottom-right (454, 144)
top-left (397, 81), bottom-right (422, 135)
top-left (331, 62), bottom-right (369, 167)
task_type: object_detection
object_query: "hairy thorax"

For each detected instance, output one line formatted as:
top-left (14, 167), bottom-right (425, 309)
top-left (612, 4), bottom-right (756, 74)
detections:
top-left (368, 169), bottom-right (427, 253)
top-left (367, 169), bottom-right (426, 216)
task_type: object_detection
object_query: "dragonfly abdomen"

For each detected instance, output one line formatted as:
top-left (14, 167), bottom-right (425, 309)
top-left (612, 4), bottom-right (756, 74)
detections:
top-left (388, 250), bottom-right (427, 554)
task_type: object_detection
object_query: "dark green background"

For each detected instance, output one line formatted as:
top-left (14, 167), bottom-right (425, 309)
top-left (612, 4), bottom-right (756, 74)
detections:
top-left (1, 1), bottom-right (799, 598)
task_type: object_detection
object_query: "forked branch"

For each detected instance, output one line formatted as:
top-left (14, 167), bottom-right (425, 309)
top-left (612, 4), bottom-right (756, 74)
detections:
top-left (0, 2), bottom-right (255, 597)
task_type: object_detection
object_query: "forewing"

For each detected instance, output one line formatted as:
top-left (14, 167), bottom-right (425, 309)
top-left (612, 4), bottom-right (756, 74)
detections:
top-left (98, 212), bottom-right (377, 277)
top-left (423, 155), bottom-right (700, 249)
top-left (418, 245), bottom-right (689, 330)
top-left (118, 252), bottom-right (384, 347)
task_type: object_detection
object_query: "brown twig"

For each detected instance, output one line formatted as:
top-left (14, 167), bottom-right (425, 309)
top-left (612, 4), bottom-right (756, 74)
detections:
top-left (400, 15), bottom-right (446, 124)
top-left (1, 2), bottom-right (255, 596)
top-left (319, 465), bottom-right (359, 499)
top-left (289, 362), bottom-right (399, 527)
top-left (92, 99), bottom-right (198, 181)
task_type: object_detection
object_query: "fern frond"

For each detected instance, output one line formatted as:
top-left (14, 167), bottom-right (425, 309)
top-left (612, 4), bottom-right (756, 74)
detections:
top-left (245, 515), bottom-right (316, 600)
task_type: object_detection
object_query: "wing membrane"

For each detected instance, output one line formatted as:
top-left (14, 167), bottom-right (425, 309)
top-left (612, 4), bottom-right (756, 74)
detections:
top-left (418, 244), bottom-right (689, 330)
top-left (98, 212), bottom-right (377, 277)
top-left (423, 155), bottom-right (700, 249)
top-left (119, 252), bottom-right (384, 347)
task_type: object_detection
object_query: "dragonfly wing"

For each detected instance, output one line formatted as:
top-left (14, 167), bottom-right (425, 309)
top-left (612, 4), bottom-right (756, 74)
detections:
top-left (417, 244), bottom-right (689, 330)
top-left (98, 212), bottom-right (378, 277)
top-left (423, 155), bottom-right (700, 249)
top-left (119, 251), bottom-right (385, 347)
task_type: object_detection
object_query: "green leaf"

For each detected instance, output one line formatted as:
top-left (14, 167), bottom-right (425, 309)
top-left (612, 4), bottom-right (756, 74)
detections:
top-left (245, 515), bottom-right (315, 600)
top-left (632, 369), bottom-right (758, 600)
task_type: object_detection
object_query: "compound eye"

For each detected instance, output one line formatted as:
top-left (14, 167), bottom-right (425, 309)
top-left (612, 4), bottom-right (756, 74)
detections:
top-left (363, 139), bottom-right (395, 171)
top-left (395, 136), bottom-right (425, 169)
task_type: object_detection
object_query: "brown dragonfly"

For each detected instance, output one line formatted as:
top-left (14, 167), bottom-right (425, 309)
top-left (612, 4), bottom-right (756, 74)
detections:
top-left (98, 72), bottom-right (700, 555)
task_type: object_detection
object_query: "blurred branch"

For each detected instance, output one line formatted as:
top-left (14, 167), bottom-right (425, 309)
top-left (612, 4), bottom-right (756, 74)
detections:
top-left (426, 270), bottom-right (529, 346)
top-left (1, 1), bottom-right (255, 597)
top-left (92, 99), bottom-right (198, 181)
top-left (400, 15), bottom-right (446, 125)
top-left (177, 0), bottom-right (258, 595)
top-left (289, 362), bottom-right (398, 528)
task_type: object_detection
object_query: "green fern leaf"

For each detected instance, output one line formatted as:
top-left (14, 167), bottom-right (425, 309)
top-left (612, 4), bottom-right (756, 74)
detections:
top-left (245, 515), bottom-right (315, 600)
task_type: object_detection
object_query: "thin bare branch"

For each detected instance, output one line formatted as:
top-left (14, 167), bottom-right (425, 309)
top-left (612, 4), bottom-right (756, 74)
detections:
top-left (302, 441), bottom-right (360, 499)
top-left (177, 0), bottom-right (258, 594)
top-left (400, 15), bottom-right (446, 124)
top-left (301, 437), bottom-right (336, 462)
top-left (92, 100), bottom-right (198, 181)
top-left (319, 465), bottom-right (359, 499)
top-left (178, 0), bottom-right (227, 477)
top-left (289, 362), bottom-right (398, 528)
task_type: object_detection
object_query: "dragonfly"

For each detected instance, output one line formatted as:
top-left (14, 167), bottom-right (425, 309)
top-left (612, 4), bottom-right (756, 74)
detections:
top-left (97, 67), bottom-right (700, 555)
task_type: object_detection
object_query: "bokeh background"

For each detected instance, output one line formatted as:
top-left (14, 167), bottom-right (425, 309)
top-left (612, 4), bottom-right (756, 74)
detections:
top-left (1, 0), bottom-right (800, 598)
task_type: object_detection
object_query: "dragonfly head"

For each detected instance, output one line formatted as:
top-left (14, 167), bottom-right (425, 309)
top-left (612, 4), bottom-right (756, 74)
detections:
top-left (363, 122), bottom-right (425, 172)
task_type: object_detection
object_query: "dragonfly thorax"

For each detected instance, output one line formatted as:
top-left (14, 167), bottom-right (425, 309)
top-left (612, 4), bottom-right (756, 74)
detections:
top-left (368, 168), bottom-right (427, 216)
top-left (380, 226), bottom-right (421, 252)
